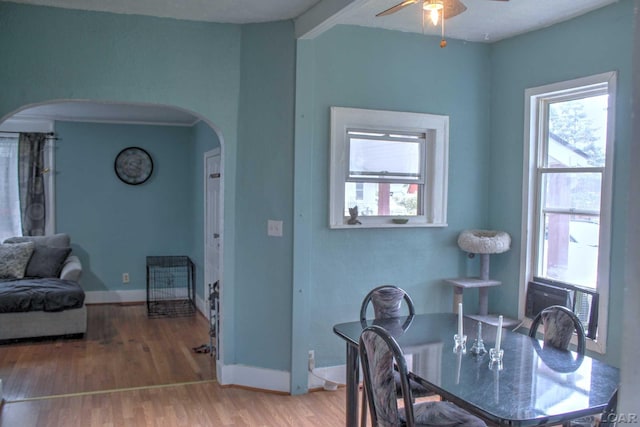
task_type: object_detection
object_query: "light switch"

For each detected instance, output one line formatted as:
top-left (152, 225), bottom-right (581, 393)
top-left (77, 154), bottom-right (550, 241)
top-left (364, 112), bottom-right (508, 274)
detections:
top-left (267, 220), bottom-right (283, 237)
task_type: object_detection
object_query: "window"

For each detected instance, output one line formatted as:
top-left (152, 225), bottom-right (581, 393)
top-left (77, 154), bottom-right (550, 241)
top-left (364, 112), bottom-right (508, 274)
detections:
top-left (0, 118), bottom-right (55, 241)
top-left (330, 107), bottom-right (448, 228)
top-left (521, 72), bottom-right (616, 353)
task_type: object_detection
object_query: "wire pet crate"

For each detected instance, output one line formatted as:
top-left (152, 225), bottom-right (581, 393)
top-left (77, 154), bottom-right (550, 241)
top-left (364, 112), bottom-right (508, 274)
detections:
top-left (146, 256), bottom-right (195, 318)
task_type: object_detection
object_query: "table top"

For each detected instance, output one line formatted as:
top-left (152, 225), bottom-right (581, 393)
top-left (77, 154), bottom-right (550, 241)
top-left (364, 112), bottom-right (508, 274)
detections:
top-left (333, 313), bottom-right (619, 426)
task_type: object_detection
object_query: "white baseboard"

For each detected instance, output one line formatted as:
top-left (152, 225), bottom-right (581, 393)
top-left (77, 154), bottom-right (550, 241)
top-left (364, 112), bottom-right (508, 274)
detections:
top-left (84, 290), bottom-right (146, 304)
top-left (217, 363), bottom-right (291, 393)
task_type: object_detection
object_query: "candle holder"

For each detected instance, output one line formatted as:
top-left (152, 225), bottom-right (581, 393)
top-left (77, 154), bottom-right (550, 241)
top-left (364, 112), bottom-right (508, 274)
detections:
top-left (453, 334), bottom-right (467, 353)
top-left (489, 347), bottom-right (504, 370)
top-left (470, 321), bottom-right (486, 356)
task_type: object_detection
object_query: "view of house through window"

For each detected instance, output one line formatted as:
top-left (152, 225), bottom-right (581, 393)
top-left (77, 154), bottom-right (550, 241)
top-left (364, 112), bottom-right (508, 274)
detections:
top-left (330, 107), bottom-right (448, 228)
top-left (345, 130), bottom-right (424, 217)
top-left (538, 94), bottom-right (608, 289)
top-left (523, 72), bottom-right (616, 350)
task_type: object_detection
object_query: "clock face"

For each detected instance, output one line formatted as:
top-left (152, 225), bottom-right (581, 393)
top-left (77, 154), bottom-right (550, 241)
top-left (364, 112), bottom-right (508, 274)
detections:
top-left (114, 147), bottom-right (153, 185)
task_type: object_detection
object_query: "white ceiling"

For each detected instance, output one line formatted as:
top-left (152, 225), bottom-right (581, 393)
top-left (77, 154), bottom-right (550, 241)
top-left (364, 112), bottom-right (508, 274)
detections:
top-left (5, 0), bottom-right (618, 124)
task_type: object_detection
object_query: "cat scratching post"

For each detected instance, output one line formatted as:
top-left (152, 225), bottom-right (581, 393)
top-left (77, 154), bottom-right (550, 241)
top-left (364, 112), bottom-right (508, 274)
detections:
top-left (446, 230), bottom-right (519, 327)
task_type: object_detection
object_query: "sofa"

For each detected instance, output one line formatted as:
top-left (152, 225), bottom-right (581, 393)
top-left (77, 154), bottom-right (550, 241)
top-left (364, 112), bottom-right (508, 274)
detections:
top-left (0, 233), bottom-right (87, 341)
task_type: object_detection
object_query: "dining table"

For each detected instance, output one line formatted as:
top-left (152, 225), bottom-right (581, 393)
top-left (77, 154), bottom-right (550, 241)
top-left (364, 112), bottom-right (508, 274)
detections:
top-left (333, 313), bottom-right (619, 427)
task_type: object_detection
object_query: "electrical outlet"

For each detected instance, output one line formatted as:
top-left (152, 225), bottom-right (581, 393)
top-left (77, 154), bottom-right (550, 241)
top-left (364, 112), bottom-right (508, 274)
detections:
top-left (122, 273), bottom-right (130, 284)
top-left (308, 350), bottom-right (315, 372)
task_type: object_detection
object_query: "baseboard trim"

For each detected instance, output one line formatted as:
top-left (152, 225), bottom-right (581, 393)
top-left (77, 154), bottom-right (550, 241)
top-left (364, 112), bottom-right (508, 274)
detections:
top-left (84, 290), bottom-right (146, 304)
top-left (217, 363), bottom-right (291, 393)
top-left (85, 291), bottom-right (208, 318)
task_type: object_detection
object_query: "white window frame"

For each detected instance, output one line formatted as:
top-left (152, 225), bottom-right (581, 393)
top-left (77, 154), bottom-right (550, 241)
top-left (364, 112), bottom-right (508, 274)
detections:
top-left (519, 72), bottom-right (616, 354)
top-left (329, 107), bottom-right (448, 228)
top-left (0, 117), bottom-right (56, 236)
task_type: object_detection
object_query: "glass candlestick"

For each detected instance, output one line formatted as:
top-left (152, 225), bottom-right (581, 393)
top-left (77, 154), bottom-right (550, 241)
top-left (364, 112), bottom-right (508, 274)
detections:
top-left (470, 321), bottom-right (486, 355)
top-left (489, 347), bottom-right (504, 370)
top-left (453, 333), bottom-right (467, 353)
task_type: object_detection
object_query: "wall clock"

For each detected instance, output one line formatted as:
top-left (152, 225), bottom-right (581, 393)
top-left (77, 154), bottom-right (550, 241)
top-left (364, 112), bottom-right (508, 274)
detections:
top-left (114, 146), bottom-right (153, 185)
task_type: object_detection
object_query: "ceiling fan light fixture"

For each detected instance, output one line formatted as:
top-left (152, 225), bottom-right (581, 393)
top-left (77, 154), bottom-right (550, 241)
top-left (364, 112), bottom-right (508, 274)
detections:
top-left (423, 0), bottom-right (443, 25)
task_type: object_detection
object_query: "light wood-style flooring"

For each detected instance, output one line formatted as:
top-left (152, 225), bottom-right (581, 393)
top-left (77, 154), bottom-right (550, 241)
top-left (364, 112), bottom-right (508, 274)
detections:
top-left (0, 304), bottom-right (348, 426)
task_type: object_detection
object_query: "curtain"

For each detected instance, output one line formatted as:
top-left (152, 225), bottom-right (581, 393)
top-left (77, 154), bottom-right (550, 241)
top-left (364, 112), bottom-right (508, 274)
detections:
top-left (18, 132), bottom-right (47, 236)
top-left (0, 137), bottom-right (22, 241)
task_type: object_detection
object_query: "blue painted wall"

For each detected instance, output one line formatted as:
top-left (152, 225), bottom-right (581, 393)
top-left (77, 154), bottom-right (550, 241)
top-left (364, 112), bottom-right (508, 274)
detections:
top-left (235, 22), bottom-right (296, 371)
top-left (487, 1), bottom-right (634, 366)
top-left (292, 26), bottom-right (492, 391)
top-left (55, 121), bottom-right (195, 292)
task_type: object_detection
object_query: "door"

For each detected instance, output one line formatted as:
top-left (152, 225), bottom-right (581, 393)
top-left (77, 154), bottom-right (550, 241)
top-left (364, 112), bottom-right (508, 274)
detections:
top-left (204, 149), bottom-right (221, 358)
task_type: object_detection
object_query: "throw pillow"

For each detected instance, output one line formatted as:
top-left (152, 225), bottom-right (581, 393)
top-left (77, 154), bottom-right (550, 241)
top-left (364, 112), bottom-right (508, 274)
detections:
top-left (25, 246), bottom-right (72, 278)
top-left (0, 242), bottom-right (35, 279)
top-left (3, 233), bottom-right (70, 248)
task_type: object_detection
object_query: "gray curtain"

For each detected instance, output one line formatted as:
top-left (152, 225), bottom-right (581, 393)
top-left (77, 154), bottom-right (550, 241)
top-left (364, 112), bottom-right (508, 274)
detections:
top-left (18, 132), bottom-right (47, 236)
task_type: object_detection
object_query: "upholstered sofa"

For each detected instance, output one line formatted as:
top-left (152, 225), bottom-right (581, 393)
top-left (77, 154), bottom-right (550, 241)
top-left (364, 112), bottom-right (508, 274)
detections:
top-left (0, 233), bottom-right (87, 341)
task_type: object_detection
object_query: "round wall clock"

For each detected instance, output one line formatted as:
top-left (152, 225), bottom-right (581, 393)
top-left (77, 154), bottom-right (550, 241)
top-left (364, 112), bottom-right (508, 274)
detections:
top-left (114, 147), bottom-right (153, 185)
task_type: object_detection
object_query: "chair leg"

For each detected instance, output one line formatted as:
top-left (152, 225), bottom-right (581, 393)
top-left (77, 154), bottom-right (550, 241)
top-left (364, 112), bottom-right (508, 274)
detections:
top-left (360, 384), bottom-right (368, 427)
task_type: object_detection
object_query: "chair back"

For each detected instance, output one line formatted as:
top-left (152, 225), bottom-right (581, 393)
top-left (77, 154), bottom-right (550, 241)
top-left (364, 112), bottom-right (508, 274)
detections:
top-left (360, 285), bottom-right (415, 321)
top-left (359, 325), bottom-right (415, 427)
top-left (529, 305), bottom-right (586, 355)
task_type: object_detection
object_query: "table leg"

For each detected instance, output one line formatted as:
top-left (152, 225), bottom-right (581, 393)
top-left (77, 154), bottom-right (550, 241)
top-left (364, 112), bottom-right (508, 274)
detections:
top-left (345, 342), bottom-right (359, 427)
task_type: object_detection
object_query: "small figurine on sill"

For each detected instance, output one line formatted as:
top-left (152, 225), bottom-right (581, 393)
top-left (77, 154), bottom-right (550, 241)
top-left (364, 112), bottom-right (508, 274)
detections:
top-left (348, 206), bottom-right (362, 225)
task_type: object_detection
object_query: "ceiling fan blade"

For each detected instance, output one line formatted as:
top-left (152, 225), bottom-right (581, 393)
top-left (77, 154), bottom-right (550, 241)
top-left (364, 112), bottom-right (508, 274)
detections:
top-left (376, 0), bottom-right (420, 17)
top-left (443, 0), bottom-right (467, 19)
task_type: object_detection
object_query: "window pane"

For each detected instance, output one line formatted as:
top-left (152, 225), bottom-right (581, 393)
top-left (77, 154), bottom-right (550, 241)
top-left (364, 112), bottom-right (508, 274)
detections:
top-left (541, 172), bottom-right (601, 212)
top-left (348, 138), bottom-right (421, 181)
top-left (546, 95), bottom-right (608, 167)
top-left (539, 213), bottom-right (598, 288)
top-left (0, 139), bottom-right (22, 241)
top-left (345, 182), bottom-right (419, 216)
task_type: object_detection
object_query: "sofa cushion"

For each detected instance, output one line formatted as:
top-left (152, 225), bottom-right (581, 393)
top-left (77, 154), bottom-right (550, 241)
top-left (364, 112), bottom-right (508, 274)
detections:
top-left (25, 246), bottom-right (72, 279)
top-left (3, 233), bottom-right (70, 248)
top-left (0, 242), bottom-right (35, 280)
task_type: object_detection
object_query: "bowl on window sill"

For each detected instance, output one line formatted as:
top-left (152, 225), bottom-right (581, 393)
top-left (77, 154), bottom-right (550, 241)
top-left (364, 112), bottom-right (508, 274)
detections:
top-left (392, 218), bottom-right (409, 224)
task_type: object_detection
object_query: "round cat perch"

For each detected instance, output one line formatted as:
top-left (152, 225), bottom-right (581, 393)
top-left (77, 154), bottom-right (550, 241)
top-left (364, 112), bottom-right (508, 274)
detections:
top-left (446, 229), bottom-right (512, 319)
top-left (457, 229), bottom-right (511, 282)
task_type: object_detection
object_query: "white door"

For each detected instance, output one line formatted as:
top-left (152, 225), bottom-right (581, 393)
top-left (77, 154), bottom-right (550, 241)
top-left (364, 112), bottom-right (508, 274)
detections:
top-left (204, 149), bottom-right (221, 358)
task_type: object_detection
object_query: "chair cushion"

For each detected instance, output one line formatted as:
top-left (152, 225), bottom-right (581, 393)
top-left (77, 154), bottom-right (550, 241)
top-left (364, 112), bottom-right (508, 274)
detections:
top-left (0, 242), bottom-right (35, 280)
top-left (393, 371), bottom-right (433, 397)
top-left (542, 309), bottom-right (575, 350)
top-left (371, 287), bottom-right (405, 319)
top-left (25, 246), bottom-right (72, 278)
top-left (403, 401), bottom-right (487, 427)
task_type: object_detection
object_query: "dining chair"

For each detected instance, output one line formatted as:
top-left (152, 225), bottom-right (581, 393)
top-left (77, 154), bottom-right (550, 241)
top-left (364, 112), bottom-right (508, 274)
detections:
top-left (360, 286), bottom-right (434, 426)
top-left (528, 305), bottom-right (586, 355)
top-left (359, 325), bottom-right (487, 427)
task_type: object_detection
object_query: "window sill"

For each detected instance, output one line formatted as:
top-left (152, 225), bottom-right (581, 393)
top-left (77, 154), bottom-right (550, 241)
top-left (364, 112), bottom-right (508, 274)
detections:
top-left (329, 222), bottom-right (448, 229)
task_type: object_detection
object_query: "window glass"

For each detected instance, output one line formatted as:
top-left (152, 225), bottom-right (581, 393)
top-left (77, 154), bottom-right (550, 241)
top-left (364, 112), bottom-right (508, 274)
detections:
top-left (348, 136), bottom-right (422, 182)
top-left (345, 182), bottom-right (419, 216)
top-left (540, 213), bottom-right (599, 288)
top-left (541, 172), bottom-right (602, 212)
top-left (546, 95), bottom-right (608, 168)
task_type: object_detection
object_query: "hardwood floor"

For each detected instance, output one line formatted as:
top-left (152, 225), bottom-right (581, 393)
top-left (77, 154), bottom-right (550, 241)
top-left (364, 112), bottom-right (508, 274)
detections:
top-left (0, 304), bottom-right (348, 426)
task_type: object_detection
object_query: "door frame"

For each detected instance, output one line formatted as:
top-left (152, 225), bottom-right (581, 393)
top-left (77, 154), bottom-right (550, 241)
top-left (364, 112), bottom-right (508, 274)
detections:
top-left (204, 148), bottom-right (223, 365)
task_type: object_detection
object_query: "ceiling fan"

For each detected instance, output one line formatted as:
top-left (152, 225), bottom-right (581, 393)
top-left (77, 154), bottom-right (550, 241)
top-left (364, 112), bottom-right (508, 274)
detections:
top-left (376, 0), bottom-right (509, 20)
top-left (376, 0), bottom-right (509, 47)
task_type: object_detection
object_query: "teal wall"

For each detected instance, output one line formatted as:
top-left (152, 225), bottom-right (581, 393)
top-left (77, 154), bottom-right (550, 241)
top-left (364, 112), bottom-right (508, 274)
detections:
top-left (55, 121), bottom-right (195, 292)
top-left (235, 22), bottom-right (296, 371)
top-left (292, 26), bottom-right (492, 391)
top-left (0, 2), bottom-right (241, 365)
top-left (488, 1), bottom-right (634, 366)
